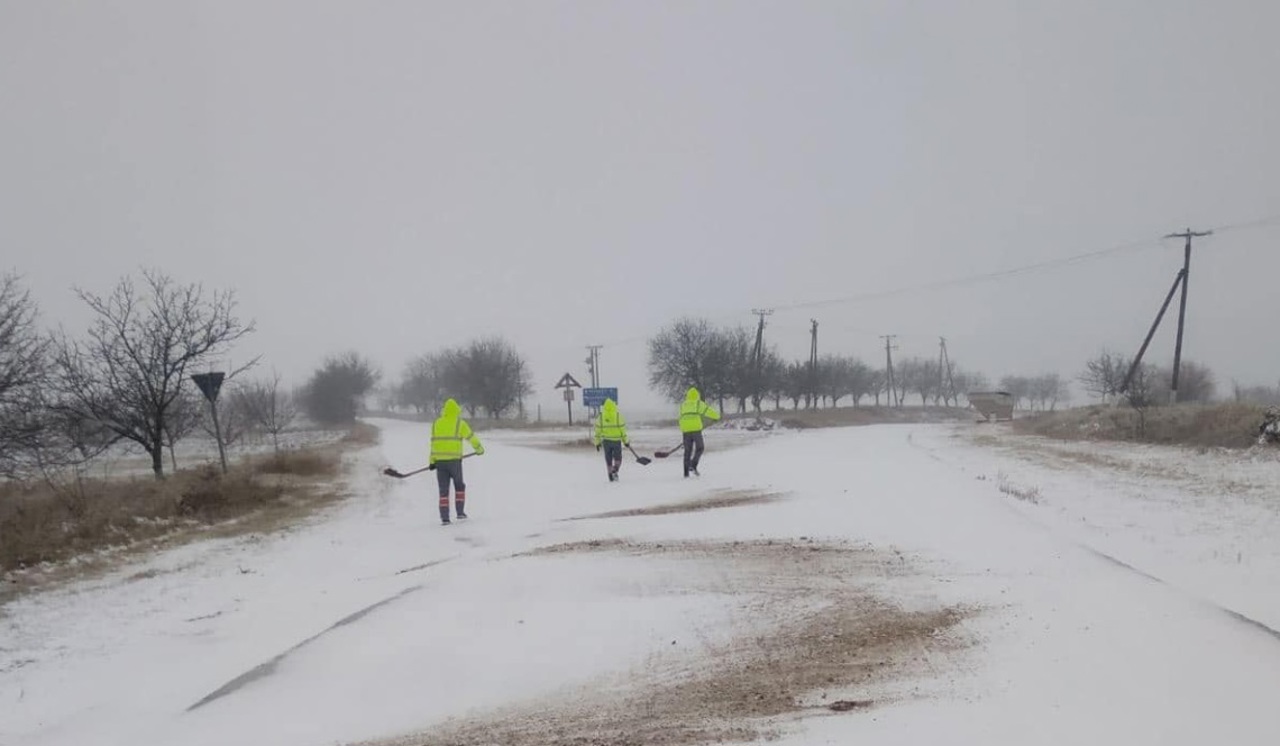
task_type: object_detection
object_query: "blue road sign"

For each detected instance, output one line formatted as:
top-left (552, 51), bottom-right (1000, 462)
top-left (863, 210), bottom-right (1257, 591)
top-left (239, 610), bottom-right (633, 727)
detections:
top-left (581, 387), bottom-right (618, 408)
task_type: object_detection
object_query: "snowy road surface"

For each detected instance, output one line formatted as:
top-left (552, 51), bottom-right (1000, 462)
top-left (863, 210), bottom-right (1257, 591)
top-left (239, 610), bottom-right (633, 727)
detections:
top-left (3, 419), bottom-right (1280, 745)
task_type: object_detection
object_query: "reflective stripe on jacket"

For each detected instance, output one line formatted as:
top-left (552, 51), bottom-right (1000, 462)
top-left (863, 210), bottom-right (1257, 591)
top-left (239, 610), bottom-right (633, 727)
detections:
top-left (593, 399), bottom-right (628, 445)
top-left (430, 398), bottom-right (483, 463)
top-left (678, 387), bottom-right (720, 433)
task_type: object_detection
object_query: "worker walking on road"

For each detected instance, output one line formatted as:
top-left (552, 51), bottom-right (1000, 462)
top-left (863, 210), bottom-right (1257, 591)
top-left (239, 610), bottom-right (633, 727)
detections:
top-left (678, 387), bottom-right (720, 478)
top-left (592, 398), bottom-right (630, 482)
top-left (429, 398), bottom-right (484, 525)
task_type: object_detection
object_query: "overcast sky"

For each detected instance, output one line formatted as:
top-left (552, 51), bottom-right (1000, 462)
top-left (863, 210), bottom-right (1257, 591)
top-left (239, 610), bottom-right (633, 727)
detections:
top-left (3, 1), bottom-right (1279, 418)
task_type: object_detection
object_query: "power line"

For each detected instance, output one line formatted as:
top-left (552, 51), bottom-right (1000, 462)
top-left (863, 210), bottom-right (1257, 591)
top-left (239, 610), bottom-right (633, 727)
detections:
top-left (1207, 212), bottom-right (1280, 235)
top-left (554, 212), bottom-right (1280, 357)
top-left (769, 212), bottom-right (1280, 315)
top-left (773, 236), bottom-right (1161, 313)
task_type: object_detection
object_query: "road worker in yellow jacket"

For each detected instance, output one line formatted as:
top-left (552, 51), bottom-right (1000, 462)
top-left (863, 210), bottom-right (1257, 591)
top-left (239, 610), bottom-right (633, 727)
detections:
top-left (592, 398), bottom-right (629, 482)
top-left (429, 398), bottom-right (484, 524)
top-left (678, 387), bottom-right (720, 477)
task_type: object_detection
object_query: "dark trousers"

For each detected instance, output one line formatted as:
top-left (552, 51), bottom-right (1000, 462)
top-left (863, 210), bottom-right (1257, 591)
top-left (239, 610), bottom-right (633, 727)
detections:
top-left (436, 459), bottom-right (466, 521)
top-left (602, 441), bottom-right (623, 477)
top-left (682, 432), bottom-right (705, 476)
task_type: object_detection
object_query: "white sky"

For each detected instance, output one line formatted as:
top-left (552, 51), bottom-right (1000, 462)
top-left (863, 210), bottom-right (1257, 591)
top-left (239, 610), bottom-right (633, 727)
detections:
top-left (3, 1), bottom-right (1279, 417)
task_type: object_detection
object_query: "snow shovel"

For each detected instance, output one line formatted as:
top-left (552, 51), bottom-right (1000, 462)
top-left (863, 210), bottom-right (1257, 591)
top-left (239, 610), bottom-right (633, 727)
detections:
top-left (653, 442), bottom-right (684, 459)
top-left (654, 420), bottom-right (724, 458)
top-left (382, 465), bottom-right (433, 479)
top-left (383, 452), bottom-right (477, 479)
top-left (626, 444), bottom-right (652, 465)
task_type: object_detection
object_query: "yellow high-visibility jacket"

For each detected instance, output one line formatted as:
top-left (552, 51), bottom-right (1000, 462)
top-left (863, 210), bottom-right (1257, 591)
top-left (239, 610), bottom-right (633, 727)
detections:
top-left (430, 398), bottom-right (483, 464)
top-left (678, 387), bottom-right (720, 433)
top-left (592, 399), bottom-right (629, 446)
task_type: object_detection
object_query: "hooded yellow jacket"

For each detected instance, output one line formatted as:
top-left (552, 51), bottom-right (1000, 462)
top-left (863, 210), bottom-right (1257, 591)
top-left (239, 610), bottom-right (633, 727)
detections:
top-left (430, 398), bottom-right (484, 464)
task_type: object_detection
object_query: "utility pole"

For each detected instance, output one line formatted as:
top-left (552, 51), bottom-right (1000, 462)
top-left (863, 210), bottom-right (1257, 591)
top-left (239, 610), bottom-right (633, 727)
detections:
top-left (881, 335), bottom-right (898, 408)
top-left (939, 337), bottom-right (957, 407)
top-left (1165, 228), bottom-right (1212, 403)
top-left (750, 309), bottom-right (773, 413)
top-left (584, 345), bottom-right (603, 419)
top-left (808, 319), bottom-right (819, 408)
top-left (584, 345), bottom-right (602, 388)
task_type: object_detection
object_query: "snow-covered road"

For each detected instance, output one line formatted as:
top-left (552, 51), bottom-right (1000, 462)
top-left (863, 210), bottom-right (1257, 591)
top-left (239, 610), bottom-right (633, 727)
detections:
top-left (3, 419), bottom-right (1279, 745)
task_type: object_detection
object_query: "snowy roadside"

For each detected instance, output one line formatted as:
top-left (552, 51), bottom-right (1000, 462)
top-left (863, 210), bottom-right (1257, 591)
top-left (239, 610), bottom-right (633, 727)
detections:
top-left (5, 418), bottom-right (1280, 746)
top-left (0, 427), bottom-right (365, 609)
top-left (927, 423), bottom-right (1280, 633)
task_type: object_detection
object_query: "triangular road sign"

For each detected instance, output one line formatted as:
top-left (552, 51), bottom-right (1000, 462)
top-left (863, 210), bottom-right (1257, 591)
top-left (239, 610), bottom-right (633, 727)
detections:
top-left (191, 372), bottom-right (225, 404)
top-left (554, 373), bottom-right (582, 389)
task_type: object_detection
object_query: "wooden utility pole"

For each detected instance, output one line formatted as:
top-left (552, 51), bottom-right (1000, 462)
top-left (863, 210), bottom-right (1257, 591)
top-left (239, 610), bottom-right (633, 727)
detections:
top-left (584, 345), bottom-right (602, 388)
top-left (1165, 228), bottom-right (1212, 403)
top-left (939, 337), bottom-right (957, 406)
top-left (585, 345), bottom-right (602, 418)
top-left (808, 319), bottom-right (819, 408)
top-left (750, 309), bottom-right (773, 413)
top-left (881, 335), bottom-right (898, 407)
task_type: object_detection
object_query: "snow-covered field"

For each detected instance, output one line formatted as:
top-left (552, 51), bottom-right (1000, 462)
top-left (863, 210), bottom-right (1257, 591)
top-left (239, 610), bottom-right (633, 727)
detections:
top-left (3, 418), bottom-right (1280, 745)
top-left (71, 427), bottom-right (350, 480)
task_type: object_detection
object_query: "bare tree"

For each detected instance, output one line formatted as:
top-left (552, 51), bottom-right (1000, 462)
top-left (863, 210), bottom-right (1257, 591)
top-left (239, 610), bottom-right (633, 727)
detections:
top-left (647, 317), bottom-right (717, 402)
top-left (896, 357), bottom-right (939, 406)
top-left (952, 369), bottom-right (989, 407)
top-left (1233, 380), bottom-right (1280, 406)
top-left (47, 271), bottom-right (255, 478)
top-left (1123, 362), bottom-right (1158, 437)
top-left (301, 351), bottom-right (380, 425)
top-left (1079, 350), bottom-right (1129, 403)
top-left (869, 368), bottom-right (888, 406)
top-left (1029, 373), bottom-right (1069, 411)
top-left (396, 338), bottom-right (533, 420)
top-left (237, 372), bottom-right (299, 453)
top-left (162, 386), bottom-right (204, 473)
top-left (761, 351), bottom-right (787, 410)
top-left (700, 326), bottom-right (751, 413)
top-left (845, 359), bottom-right (876, 407)
top-left (0, 274), bottom-right (53, 478)
top-left (398, 353), bottom-right (450, 415)
top-left (998, 375), bottom-right (1033, 410)
top-left (456, 337), bottom-right (534, 419)
top-left (1155, 360), bottom-right (1216, 403)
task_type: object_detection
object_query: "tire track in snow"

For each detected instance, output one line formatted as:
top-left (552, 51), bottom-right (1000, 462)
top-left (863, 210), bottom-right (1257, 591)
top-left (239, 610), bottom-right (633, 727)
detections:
top-left (1079, 544), bottom-right (1280, 644)
top-left (188, 581), bottom-right (431, 711)
top-left (905, 427), bottom-right (1280, 647)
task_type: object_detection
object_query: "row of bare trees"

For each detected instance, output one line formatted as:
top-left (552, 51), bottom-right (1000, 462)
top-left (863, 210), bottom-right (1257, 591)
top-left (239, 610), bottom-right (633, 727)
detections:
top-left (396, 337), bottom-right (533, 419)
top-left (995, 374), bottom-right (1070, 411)
top-left (646, 318), bottom-right (986, 412)
top-left (1076, 349), bottom-right (1217, 408)
top-left (1, 270), bottom-right (300, 480)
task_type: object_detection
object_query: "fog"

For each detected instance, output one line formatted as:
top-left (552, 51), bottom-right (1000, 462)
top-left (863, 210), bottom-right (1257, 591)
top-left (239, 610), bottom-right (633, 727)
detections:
top-left (4, 1), bottom-right (1279, 418)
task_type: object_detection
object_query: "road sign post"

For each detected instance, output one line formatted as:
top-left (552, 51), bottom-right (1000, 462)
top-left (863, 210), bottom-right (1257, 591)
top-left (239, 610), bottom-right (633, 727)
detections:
top-left (554, 373), bottom-right (582, 425)
top-left (191, 371), bottom-right (229, 474)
